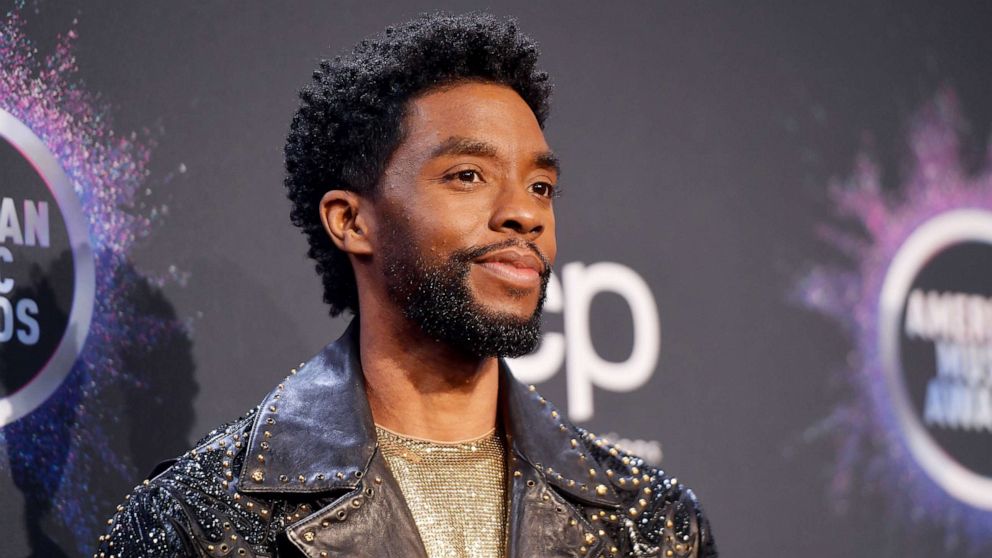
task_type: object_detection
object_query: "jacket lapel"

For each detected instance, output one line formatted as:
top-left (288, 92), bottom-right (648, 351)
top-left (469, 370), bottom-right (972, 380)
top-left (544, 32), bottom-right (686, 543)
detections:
top-left (500, 364), bottom-right (621, 509)
top-left (236, 321), bottom-right (429, 557)
top-left (500, 364), bottom-right (620, 558)
top-left (505, 455), bottom-right (606, 558)
top-left (285, 454), bottom-right (428, 558)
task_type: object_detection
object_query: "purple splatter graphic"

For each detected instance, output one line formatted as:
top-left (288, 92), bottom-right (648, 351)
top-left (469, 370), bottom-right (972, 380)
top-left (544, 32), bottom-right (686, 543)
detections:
top-left (0, 5), bottom-right (184, 556)
top-left (798, 89), bottom-right (992, 553)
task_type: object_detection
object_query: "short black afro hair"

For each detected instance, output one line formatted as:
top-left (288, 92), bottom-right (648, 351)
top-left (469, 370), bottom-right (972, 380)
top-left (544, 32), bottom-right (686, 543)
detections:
top-left (284, 12), bottom-right (553, 317)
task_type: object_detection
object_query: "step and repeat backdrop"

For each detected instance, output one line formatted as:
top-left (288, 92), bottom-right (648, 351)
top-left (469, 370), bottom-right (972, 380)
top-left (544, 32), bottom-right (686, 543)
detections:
top-left (1, 1), bottom-right (991, 556)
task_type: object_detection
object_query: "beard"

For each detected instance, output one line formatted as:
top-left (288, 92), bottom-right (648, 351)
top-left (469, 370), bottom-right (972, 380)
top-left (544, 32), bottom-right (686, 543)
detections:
top-left (381, 233), bottom-right (551, 359)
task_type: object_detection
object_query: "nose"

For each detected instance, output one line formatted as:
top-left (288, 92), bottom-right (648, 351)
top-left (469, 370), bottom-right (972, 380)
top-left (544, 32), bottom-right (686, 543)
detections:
top-left (489, 184), bottom-right (546, 238)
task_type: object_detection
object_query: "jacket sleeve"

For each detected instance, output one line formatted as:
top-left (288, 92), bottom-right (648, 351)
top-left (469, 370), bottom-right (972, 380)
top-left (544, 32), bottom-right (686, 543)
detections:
top-left (96, 479), bottom-right (197, 558)
top-left (686, 488), bottom-right (718, 558)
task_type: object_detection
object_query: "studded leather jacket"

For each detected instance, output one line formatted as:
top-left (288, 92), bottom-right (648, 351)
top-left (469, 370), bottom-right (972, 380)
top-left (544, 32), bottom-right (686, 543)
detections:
top-left (96, 322), bottom-right (717, 557)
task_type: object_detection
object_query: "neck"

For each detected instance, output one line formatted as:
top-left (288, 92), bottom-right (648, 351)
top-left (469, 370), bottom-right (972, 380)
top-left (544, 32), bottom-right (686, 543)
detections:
top-left (357, 302), bottom-right (501, 443)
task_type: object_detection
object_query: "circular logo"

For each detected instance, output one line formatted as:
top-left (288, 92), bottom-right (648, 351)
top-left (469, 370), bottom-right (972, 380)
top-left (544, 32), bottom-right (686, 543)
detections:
top-left (880, 209), bottom-right (992, 509)
top-left (0, 108), bottom-right (94, 427)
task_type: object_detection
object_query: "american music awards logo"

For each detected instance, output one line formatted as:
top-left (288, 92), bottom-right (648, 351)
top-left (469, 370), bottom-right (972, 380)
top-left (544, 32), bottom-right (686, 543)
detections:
top-left (0, 108), bottom-right (95, 426)
top-left (799, 90), bottom-right (992, 549)
top-left (0, 9), bottom-right (178, 555)
top-left (881, 209), bottom-right (992, 510)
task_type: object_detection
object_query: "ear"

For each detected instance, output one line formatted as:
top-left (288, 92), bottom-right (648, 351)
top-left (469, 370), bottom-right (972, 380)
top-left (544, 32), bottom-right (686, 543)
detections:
top-left (319, 190), bottom-right (374, 256)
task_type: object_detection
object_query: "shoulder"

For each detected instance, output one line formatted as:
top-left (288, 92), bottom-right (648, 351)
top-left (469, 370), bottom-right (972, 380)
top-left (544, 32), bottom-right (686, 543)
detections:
top-left (96, 408), bottom-right (281, 558)
top-left (577, 428), bottom-right (718, 558)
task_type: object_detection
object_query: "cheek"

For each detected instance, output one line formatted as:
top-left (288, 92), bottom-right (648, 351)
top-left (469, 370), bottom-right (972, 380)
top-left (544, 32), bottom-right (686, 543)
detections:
top-left (417, 200), bottom-right (493, 251)
top-left (544, 241), bottom-right (557, 265)
top-left (378, 210), bottom-right (485, 265)
top-left (540, 215), bottom-right (557, 263)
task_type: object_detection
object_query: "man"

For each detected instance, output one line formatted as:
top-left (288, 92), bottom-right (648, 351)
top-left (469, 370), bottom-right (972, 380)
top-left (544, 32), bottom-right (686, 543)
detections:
top-left (97, 12), bottom-right (716, 558)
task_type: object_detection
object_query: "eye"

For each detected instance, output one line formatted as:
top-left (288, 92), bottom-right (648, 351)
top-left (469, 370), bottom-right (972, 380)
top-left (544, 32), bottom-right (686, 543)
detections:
top-left (529, 181), bottom-right (559, 199)
top-left (446, 169), bottom-right (484, 183)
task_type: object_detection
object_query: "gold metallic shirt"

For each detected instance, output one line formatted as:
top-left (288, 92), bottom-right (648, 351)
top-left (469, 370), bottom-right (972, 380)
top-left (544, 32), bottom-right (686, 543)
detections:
top-left (376, 425), bottom-right (507, 558)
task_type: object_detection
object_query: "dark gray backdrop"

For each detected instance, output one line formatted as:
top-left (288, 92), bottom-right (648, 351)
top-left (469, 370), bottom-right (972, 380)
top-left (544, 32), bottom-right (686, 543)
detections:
top-left (2, 2), bottom-right (992, 557)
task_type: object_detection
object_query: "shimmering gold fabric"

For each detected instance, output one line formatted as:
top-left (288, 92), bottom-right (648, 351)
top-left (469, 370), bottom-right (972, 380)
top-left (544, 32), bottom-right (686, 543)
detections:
top-left (376, 425), bottom-right (506, 558)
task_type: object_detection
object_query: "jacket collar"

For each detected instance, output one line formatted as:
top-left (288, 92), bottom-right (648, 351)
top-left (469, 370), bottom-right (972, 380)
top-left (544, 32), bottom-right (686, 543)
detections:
top-left (239, 319), bottom-right (620, 507)
top-left (499, 361), bottom-right (621, 506)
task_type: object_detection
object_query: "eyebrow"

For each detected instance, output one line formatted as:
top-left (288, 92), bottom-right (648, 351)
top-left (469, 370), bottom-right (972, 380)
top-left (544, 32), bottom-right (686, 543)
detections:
top-left (534, 151), bottom-right (561, 176)
top-left (430, 136), bottom-right (561, 176)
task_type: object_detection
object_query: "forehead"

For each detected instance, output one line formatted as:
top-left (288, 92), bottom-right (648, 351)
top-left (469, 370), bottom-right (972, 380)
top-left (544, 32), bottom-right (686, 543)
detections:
top-left (402, 82), bottom-right (549, 155)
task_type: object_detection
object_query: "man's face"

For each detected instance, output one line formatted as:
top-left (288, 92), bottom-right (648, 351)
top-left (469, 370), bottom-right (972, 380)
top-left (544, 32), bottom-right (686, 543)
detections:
top-left (372, 82), bottom-right (558, 358)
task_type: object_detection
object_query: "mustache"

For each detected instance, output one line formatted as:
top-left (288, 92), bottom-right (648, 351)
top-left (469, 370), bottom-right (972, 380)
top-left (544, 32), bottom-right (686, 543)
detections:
top-left (453, 238), bottom-right (552, 276)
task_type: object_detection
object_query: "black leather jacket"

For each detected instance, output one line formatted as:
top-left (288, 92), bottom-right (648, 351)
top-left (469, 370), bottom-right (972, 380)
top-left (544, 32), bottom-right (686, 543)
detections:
top-left (97, 322), bottom-right (717, 557)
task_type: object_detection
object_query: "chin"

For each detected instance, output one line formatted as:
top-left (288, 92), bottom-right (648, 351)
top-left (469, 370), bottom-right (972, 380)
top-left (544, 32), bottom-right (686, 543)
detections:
top-left (471, 293), bottom-right (541, 323)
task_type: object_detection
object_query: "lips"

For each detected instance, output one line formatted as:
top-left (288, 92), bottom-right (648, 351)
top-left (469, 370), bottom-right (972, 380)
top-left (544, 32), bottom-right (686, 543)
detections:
top-left (474, 248), bottom-right (545, 286)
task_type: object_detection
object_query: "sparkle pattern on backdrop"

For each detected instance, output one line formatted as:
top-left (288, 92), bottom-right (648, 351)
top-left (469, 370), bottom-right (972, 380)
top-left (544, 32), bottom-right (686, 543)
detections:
top-left (797, 90), bottom-right (992, 552)
top-left (0, 6), bottom-right (182, 556)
